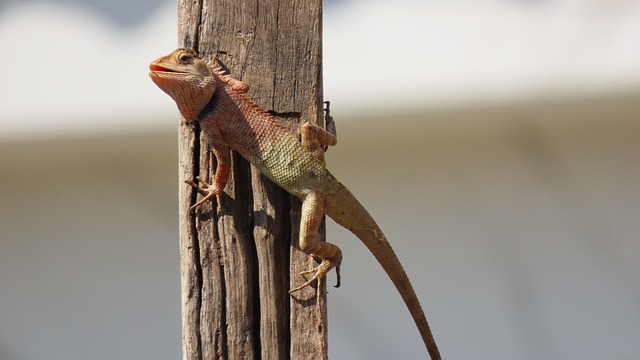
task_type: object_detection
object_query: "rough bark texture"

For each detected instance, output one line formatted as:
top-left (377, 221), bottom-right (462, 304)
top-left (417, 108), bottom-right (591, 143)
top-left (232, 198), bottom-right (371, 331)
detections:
top-left (177, 1), bottom-right (327, 359)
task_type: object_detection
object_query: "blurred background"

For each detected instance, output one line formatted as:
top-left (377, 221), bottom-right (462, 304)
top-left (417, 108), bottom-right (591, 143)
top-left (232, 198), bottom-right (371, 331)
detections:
top-left (1, 0), bottom-right (640, 359)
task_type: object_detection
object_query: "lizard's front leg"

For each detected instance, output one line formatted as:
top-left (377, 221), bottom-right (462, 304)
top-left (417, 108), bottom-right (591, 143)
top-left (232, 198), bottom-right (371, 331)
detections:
top-left (300, 119), bottom-right (336, 165)
top-left (186, 132), bottom-right (232, 211)
top-left (323, 101), bottom-right (337, 145)
top-left (289, 191), bottom-right (343, 294)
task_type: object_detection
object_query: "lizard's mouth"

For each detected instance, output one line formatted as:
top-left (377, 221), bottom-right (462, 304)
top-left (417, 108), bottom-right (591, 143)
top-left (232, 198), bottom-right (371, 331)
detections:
top-left (149, 64), bottom-right (176, 73)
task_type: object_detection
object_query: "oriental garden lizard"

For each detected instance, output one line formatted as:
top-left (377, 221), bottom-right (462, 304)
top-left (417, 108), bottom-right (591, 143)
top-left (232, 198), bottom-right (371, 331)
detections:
top-left (149, 48), bottom-right (441, 359)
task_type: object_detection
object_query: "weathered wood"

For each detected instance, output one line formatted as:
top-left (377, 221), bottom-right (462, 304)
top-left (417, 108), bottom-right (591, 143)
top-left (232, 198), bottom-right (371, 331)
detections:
top-left (177, 0), bottom-right (327, 359)
top-left (177, 118), bottom-right (202, 360)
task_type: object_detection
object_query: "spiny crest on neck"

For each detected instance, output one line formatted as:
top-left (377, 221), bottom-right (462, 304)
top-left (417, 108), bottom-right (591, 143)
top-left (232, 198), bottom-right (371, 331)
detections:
top-left (208, 62), bottom-right (272, 119)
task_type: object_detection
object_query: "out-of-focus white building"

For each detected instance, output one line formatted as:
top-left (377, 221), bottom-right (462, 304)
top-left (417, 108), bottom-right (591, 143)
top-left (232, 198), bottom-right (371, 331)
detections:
top-left (1, 1), bottom-right (639, 359)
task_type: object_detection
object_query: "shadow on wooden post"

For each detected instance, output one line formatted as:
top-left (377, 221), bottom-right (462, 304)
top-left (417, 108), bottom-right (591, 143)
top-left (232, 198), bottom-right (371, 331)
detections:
top-left (176, 0), bottom-right (328, 359)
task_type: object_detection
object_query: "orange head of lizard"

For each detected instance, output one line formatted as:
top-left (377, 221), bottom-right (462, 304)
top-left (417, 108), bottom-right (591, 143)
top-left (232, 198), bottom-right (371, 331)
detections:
top-left (149, 48), bottom-right (216, 121)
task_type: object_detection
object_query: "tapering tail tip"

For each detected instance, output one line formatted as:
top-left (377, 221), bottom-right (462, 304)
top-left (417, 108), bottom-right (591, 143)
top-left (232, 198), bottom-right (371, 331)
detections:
top-left (426, 334), bottom-right (441, 360)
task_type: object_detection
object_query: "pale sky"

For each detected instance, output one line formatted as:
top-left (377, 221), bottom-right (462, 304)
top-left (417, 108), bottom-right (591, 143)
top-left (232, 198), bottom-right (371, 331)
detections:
top-left (1, 0), bottom-right (640, 140)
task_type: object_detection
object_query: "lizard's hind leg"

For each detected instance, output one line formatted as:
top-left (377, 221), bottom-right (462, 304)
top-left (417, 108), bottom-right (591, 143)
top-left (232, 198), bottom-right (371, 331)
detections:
top-left (289, 191), bottom-right (343, 294)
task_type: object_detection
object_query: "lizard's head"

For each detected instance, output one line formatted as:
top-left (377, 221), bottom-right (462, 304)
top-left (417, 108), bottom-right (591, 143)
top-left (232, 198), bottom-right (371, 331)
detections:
top-left (149, 48), bottom-right (216, 121)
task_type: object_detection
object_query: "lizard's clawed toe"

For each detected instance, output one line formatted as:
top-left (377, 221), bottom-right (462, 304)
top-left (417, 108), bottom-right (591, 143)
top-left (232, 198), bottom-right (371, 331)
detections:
top-left (288, 259), bottom-right (341, 294)
top-left (186, 177), bottom-right (222, 211)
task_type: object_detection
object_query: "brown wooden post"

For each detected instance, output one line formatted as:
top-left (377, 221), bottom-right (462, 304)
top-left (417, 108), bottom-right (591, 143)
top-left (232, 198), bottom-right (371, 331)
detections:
top-left (176, 1), bottom-right (327, 359)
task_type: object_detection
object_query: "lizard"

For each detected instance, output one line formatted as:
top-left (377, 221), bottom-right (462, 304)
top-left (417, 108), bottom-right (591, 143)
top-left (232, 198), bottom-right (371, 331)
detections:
top-left (149, 48), bottom-right (441, 360)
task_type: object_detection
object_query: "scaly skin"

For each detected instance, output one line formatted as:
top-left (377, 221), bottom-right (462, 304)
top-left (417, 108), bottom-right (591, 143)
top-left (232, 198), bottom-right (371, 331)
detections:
top-left (149, 48), bottom-right (441, 359)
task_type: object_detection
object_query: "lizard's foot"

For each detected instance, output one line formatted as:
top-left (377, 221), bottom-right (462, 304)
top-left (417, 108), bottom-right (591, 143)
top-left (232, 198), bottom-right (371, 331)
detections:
top-left (185, 177), bottom-right (223, 211)
top-left (185, 176), bottom-right (210, 195)
top-left (288, 259), bottom-right (341, 294)
top-left (323, 101), bottom-right (337, 139)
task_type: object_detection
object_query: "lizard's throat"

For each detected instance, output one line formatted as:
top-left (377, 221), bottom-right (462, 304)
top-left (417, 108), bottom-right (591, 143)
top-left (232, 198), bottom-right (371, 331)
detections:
top-left (176, 82), bottom-right (216, 121)
top-left (154, 76), bottom-right (216, 121)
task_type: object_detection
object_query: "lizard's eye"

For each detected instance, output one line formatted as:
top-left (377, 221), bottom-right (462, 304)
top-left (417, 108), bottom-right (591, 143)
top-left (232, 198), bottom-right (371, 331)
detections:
top-left (178, 52), bottom-right (190, 63)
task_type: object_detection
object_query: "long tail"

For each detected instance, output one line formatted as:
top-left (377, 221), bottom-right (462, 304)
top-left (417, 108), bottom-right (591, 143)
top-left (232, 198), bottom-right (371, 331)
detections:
top-left (322, 176), bottom-right (441, 360)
